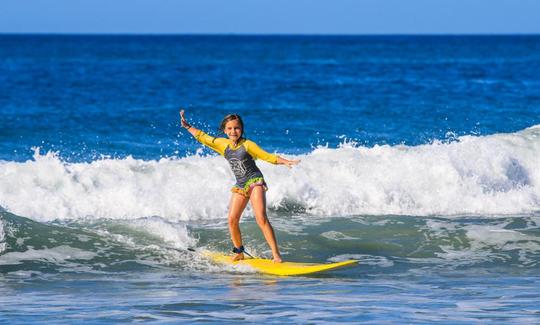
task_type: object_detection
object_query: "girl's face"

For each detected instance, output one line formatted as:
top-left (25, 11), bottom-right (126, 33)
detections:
top-left (224, 119), bottom-right (243, 142)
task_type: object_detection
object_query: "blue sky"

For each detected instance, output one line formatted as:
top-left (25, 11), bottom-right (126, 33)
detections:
top-left (1, 0), bottom-right (539, 34)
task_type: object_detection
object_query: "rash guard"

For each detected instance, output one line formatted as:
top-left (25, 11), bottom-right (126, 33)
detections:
top-left (194, 130), bottom-right (278, 192)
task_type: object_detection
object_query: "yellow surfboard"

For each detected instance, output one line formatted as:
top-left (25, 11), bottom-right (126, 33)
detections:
top-left (204, 251), bottom-right (358, 276)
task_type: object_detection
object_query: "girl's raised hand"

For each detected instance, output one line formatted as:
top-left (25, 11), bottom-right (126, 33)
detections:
top-left (179, 109), bottom-right (191, 129)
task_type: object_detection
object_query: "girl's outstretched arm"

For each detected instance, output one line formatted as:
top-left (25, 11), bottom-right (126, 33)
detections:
top-left (180, 109), bottom-right (228, 155)
top-left (244, 139), bottom-right (301, 168)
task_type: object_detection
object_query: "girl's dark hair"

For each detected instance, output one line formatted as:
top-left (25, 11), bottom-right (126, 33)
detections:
top-left (219, 114), bottom-right (244, 138)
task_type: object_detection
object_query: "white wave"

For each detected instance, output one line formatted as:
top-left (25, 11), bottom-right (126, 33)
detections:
top-left (0, 149), bottom-right (233, 221)
top-left (1, 125), bottom-right (540, 221)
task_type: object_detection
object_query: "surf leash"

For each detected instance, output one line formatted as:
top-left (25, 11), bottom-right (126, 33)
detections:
top-left (167, 245), bottom-right (256, 259)
top-left (233, 245), bottom-right (255, 259)
top-left (164, 246), bottom-right (197, 253)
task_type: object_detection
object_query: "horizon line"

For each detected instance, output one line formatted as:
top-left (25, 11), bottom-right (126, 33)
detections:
top-left (1, 32), bottom-right (540, 37)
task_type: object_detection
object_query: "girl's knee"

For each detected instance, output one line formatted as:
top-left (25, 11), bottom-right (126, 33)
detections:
top-left (228, 216), bottom-right (240, 228)
top-left (255, 214), bottom-right (269, 228)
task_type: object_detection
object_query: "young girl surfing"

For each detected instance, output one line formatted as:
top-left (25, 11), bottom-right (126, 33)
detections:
top-left (180, 110), bottom-right (299, 263)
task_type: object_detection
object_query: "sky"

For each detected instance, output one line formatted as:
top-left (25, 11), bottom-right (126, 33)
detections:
top-left (1, 0), bottom-right (539, 35)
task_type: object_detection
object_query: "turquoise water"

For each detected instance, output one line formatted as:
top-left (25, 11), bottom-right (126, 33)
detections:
top-left (1, 35), bottom-right (540, 323)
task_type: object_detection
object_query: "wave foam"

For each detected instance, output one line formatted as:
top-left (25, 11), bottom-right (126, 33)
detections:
top-left (1, 125), bottom-right (540, 221)
top-left (0, 218), bottom-right (6, 254)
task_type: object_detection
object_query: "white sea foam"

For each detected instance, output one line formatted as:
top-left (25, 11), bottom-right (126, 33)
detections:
top-left (0, 245), bottom-right (96, 265)
top-left (422, 217), bottom-right (540, 266)
top-left (0, 218), bottom-right (6, 254)
top-left (116, 216), bottom-right (197, 250)
top-left (1, 125), bottom-right (539, 221)
top-left (321, 231), bottom-right (359, 240)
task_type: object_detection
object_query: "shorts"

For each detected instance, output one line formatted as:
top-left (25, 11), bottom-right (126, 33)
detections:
top-left (231, 177), bottom-right (268, 198)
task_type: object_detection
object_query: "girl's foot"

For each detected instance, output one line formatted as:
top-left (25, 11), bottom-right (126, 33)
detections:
top-left (232, 252), bottom-right (244, 261)
top-left (273, 255), bottom-right (283, 263)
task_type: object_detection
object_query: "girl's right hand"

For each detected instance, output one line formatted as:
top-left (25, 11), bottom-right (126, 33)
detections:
top-left (179, 109), bottom-right (191, 129)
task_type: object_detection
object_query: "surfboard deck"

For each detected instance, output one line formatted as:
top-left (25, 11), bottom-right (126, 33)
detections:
top-left (204, 251), bottom-right (358, 276)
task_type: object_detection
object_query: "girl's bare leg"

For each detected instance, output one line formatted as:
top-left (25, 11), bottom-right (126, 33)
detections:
top-left (228, 192), bottom-right (249, 261)
top-left (250, 186), bottom-right (282, 263)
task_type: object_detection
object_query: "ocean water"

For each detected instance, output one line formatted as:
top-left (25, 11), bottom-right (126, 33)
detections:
top-left (1, 35), bottom-right (540, 323)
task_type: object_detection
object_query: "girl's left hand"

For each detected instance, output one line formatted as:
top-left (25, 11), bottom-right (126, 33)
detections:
top-left (282, 158), bottom-right (301, 168)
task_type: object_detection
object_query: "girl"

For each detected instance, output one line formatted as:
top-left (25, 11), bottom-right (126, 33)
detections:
top-left (180, 110), bottom-right (299, 263)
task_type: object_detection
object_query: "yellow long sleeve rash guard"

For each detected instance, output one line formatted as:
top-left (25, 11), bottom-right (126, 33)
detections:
top-left (194, 130), bottom-right (279, 193)
top-left (194, 130), bottom-right (278, 164)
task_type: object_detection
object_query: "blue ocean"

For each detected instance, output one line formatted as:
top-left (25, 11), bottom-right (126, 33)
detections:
top-left (1, 35), bottom-right (540, 323)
